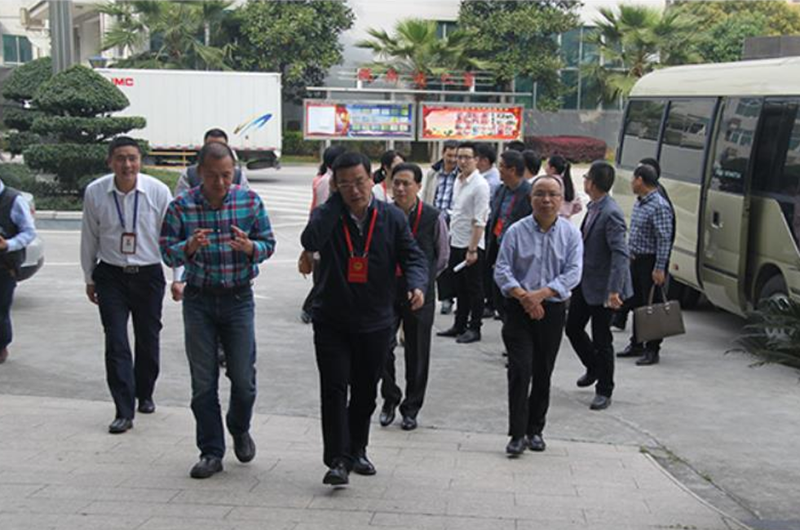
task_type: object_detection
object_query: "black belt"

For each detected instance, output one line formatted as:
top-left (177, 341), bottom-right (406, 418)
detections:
top-left (186, 283), bottom-right (252, 296)
top-left (99, 262), bottom-right (161, 274)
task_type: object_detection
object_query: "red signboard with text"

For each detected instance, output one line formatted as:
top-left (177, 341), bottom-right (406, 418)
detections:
top-left (419, 103), bottom-right (523, 141)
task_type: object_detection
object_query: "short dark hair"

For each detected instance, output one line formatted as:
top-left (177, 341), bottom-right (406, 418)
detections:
top-left (204, 128), bottom-right (229, 142)
top-left (442, 140), bottom-right (459, 153)
top-left (506, 140), bottom-right (526, 152)
top-left (639, 157), bottom-right (661, 178)
top-left (522, 149), bottom-right (541, 176)
top-left (587, 160), bottom-right (615, 192)
top-left (457, 141), bottom-right (477, 154)
top-left (634, 163), bottom-right (659, 187)
top-left (380, 150), bottom-right (405, 170)
top-left (197, 141), bottom-right (235, 167)
top-left (331, 151), bottom-right (371, 181)
top-left (108, 136), bottom-right (142, 158)
top-left (475, 142), bottom-right (497, 165)
top-left (392, 162), bottom-right (423, 184)
top-left (500, 150), bottom-right (525, 177)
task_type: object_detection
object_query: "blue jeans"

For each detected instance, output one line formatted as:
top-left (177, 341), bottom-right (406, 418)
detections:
top-left (183, 285), bottom-right (256, 459)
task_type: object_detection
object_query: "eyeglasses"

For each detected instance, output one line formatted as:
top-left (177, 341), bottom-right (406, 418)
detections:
top-left (337, 178), bottom-right (370, 191)
top-left (532, 191), bottom-right (563, 199)
top-left (456, 155), bottom-right (474, 160)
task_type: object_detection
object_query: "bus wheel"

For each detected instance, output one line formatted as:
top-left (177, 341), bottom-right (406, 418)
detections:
top-left (758, 275), bottom-right (789, 307)
top-left (667, 277), bottom-right (701, 309)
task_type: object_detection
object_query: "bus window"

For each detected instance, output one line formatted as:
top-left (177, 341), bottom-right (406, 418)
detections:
top-left (752, 100), bottom-right (800, 245)
top-left (620, 99), bottom-right (665, 168)
top-left (711, 98), bottom-right (762, 194)
top-left (661, 99), bottom-right (716, 184)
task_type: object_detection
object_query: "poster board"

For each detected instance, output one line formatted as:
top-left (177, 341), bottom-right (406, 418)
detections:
top-left (419, 103), bottom-right (523, 141)
top-left (304, 100), bottom-right (415, 140)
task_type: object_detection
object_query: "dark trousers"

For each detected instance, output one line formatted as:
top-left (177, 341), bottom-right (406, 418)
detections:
top-left (629, 255), bottom-right (664, 352)
top-left (450, 247), bottom-right (485, 332)
top-left (314, 322), bottom-right (392, 468)
top-left (437, 269), bottom-right (455, 301)
top-left (565, 287), bottom-right (614, 397)
top-left (301, 261), bottom-right (321, 315)
top-left (381, 301), bottom-right (435, 419)
top-left (0, 269), bottom-right (17, 350)
top-left (93, 262), bottom-right (165, 420)
top-left (503, 299), bottom-right (566, 439)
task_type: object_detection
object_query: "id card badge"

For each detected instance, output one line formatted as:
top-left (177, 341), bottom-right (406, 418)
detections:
top-left (347, 256), bottom-right (369, 283)
top-left (493, 218), bottom-right (504, 238)
top-left (120, 232), bottom-right (137, 255)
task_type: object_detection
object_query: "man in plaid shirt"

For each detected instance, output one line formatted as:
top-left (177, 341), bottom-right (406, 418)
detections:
top-left (160, 142), bottom-right (276, 479)
top-left (616, 163), bottom-right (674, 366)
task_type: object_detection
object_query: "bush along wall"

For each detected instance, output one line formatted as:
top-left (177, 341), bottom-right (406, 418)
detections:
top-left (24, 65), bottom-right (146, 194)
top-left (525, 135), bottom-right (607, 163)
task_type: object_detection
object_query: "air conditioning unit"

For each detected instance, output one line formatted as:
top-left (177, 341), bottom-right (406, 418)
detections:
top-left (19, 8), bottom-right (44, 29)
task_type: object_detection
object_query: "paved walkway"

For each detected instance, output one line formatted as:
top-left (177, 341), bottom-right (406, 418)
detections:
top-left (0, 394), bottom-right (747, 530)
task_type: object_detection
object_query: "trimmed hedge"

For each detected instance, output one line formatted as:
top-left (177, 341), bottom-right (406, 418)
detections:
top-left (33, 65), bottom-right (129, 117)
top-left (32, 116), bottom-right (147, 143)
top-left (283, 130), bottom-right (320, 157)
top-left (0, 162), bottom-right (36, 189)
top-left (1, 57), bottom-right (52, 102)
top-left (525, 135), bottom-right (607, 163)
top-left (6, 131), bottom-right (41, 156)
top-left (24, 143), bottom-right (108, 190)
top-left (3, 107), bottom-right (45, 131)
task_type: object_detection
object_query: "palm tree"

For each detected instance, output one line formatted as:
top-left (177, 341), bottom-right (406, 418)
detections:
top-left (97, 1), bottom-right (233, 70)
top-left (356, 19), bottom-right (492, 89)
top-left (582, 5), bottom-right (701, 102)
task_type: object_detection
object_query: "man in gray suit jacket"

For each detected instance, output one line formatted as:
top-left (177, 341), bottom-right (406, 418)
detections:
top-left (565, 161), bottom-right (632, 411)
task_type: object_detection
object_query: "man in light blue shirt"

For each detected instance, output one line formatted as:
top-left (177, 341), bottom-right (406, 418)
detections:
top-left (0, 179), bottom-right (37, 364)
top-left (494, 175), bottom-right (583, 456)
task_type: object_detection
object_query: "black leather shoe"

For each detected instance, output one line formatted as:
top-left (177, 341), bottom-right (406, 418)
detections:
top-left (576, 372), bottom-right (597, 388)
top-left (616, 344), bottom-right (645, 358)
top-left (233, 432), bottom-right (256, 463)
top-left (590, 394), bottom-right (611, 410)
top-left (379, 402), bottom-right (396, 427)
top-left (108, 417), bottom-right (133, 434)
top-left (190, 456), bottom-right (223, 479)
top-left (137, 398), bottom-right (155, 414)
top-left (401, 416), bottom-right (417, 431)
top-left (506, 438), bottom-right (526, 456)
top-left (527, 434), bottom-right (546, 452)
top-left (636, 350), bottom-right (660, 366)
top-left (323, 461), bottom-right (349, 485)
top-left (455, 329), bottom-right (481, 344)
top-left (352, 452), bottom-right (376, 476)
top-left (436, 327), bottom-right (462, 338)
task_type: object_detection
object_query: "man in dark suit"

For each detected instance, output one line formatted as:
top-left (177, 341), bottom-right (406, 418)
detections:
top-left (565, 161), bottom-right (632, 410)
top-left (486, 150), bottom-right (533, 325)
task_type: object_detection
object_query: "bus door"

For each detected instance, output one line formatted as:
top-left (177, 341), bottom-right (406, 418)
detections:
top-left (700, 97), bottom-right (763, 314)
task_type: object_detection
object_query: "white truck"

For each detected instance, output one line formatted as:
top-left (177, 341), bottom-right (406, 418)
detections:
top-left (97, 68), bottom-right (282, 168)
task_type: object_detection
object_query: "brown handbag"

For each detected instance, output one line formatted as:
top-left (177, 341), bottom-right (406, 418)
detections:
top-left (633, 285), bottom-right (686, 343)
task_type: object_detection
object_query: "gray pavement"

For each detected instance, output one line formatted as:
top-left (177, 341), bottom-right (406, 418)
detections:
top-left (0, 394), bottom-right (743, 530)
top-left (0, 164), bottom-right (798, 529)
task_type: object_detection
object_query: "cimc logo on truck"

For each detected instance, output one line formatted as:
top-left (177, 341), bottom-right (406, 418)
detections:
top-left (112, 77), bottom-right (134, 87)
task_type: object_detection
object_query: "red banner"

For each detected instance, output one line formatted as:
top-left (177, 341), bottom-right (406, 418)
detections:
top-left (420, 104), bottom-right (523, 141)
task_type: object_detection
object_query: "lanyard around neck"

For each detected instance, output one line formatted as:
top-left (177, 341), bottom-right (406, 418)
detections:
top-left (113, 190), bottom-right (139, 231)
top-left (342, 208), bottom-right (378, 257)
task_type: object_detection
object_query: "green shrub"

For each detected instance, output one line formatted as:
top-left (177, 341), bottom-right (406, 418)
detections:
top-left (6, 131), bottom-right (41, 156)
top-left (3, 107), bottom-right (45, 131)
top-left (33, 65), bottom-right (129, 117)
top-left (1, 57), bottom-right (52, 102)
top-left (143, 167), bottom-right (180, 191)
top-left (32, 116), bottom-right (147, 143)
top-left (0, 162), bottom-right (35, 189)
top-left (24, 143), bottom-right (108, 191)
top-left (736, 298), bottom-right (800, 371)
top-left (283, 130), bottom-right (321, 156)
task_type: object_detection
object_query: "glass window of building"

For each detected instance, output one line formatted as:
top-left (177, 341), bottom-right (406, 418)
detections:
top-left (3, 35), bottom-right (33, 64)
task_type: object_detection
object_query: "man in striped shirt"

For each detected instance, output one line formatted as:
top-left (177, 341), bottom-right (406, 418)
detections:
top-left (616, 163), bottom-right (674, 366)
top-left (160, 142), bottom-right (276, 479)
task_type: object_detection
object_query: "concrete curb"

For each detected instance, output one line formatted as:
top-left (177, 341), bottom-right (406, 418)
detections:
top-left (35, 210), bottom-right (83, 221)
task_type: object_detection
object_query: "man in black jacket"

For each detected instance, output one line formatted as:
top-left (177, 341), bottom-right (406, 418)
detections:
top-left (301, 152), bottom-right (428, 487)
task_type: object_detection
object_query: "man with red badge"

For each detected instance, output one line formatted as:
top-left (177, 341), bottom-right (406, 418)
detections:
top-left (301, 152), bottom-right (428, 487)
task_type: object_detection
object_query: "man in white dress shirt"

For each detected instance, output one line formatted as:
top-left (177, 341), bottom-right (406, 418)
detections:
top-left (81, 136), bottom-right (173, 434)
